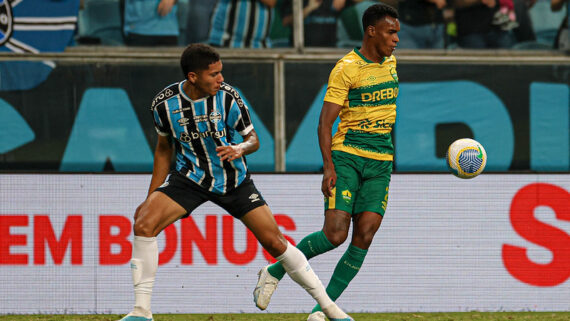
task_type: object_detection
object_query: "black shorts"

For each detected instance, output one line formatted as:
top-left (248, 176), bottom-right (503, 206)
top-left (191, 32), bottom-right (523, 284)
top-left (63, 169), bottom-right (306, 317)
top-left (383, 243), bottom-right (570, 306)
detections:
top-left (155, 171), bottom-right (267, 219)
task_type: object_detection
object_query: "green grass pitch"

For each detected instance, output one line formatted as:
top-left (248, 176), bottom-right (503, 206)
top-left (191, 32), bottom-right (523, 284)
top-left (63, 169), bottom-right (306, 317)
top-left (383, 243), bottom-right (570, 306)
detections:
top-left (1, 312), bottom-right (570, 321)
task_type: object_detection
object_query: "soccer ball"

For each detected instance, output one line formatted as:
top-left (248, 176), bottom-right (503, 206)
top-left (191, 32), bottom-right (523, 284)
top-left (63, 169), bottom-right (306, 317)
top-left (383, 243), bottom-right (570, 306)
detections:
top-left (446, 138), bottom-right (487, 179)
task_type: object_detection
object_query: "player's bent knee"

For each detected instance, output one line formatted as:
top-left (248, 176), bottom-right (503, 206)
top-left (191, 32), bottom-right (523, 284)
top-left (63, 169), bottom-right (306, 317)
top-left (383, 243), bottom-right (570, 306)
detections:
top-left (323, 228), bottom-right (349, 247)
top-left (259, 234), bottom-right (287, 258)
top-left (328, 234), bottom-right (348, 247)
top-left (352, 233), bottom-right (375, 249)
top-left (133, 217), bottom-right (157, 237)
top-left (133, 206), bottom-right (161, 237)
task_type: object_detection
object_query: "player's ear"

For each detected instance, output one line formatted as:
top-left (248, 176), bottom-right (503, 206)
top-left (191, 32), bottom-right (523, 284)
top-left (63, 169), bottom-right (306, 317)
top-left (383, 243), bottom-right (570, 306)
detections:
top-left (187, 71), bottom-right (197, 83)
top-left (365, 25), bottom-right (375, 37)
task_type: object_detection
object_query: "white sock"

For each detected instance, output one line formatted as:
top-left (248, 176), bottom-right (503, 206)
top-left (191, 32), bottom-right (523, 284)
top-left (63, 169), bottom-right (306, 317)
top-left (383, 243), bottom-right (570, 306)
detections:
top-left (130, 235), bottom-right (158, 316)
top-left (277, 242), bottom-right (348, 319)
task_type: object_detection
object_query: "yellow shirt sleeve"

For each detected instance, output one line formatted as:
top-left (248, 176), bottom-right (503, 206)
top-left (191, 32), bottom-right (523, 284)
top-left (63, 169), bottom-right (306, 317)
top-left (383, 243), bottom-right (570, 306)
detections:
top-left (324, 60), bottom-right (353, 106)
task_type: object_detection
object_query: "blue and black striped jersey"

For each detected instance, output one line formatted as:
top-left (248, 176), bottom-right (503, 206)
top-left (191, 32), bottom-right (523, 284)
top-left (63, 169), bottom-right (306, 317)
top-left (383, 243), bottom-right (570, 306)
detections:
top-left (208, 0), bottom-right (273, 48)
top-left (151, 81), bottom-right (254, 194)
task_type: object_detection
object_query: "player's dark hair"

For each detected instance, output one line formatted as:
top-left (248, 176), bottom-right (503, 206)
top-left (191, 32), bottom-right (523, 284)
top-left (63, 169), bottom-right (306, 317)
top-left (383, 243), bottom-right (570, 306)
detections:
top-left (362, 3), bottom-right (398, 30)
top-left (180, 43), bottom-right (220, 79)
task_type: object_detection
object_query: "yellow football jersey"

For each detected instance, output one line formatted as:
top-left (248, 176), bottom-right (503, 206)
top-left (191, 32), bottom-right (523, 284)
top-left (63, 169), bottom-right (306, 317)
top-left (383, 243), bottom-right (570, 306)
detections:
top-left (324, 48), bottom-right (398, 161)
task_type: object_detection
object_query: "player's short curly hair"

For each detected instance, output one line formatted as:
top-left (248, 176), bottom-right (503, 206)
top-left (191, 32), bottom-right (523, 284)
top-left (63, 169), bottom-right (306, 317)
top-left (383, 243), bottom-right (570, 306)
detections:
top-left (362, 3), bottom-right (399, 30)
top-left (180, 43), bottom-right (220, 79)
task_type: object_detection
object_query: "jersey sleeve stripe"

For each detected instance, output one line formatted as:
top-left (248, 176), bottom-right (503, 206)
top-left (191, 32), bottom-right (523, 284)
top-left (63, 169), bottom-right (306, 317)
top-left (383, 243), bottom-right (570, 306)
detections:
top-left (154, 127), bottom-right (170, 136)
top-left (223, 90), bottom-right (233, 120)
top-left (239, 123), bottom-right (253, 136)
top-left (153, 103), bottom-right (171, 136)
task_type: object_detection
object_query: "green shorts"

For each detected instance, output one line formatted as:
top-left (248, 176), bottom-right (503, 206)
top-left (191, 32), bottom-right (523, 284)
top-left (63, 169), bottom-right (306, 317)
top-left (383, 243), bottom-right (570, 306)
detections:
top-left (324, 151), bottom-right (392, 216)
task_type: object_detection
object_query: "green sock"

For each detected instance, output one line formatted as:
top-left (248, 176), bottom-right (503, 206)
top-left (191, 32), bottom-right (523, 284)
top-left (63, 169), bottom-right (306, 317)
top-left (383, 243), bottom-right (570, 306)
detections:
top-left (267, 230), bottom-right (336, 280)
top-left (311, 244), bottom-right (368, 313)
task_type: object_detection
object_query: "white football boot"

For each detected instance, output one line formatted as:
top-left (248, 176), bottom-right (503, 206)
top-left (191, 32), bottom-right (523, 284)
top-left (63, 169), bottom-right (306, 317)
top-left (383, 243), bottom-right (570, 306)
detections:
top-left (118, 307), bottom-right (153, 321)
top-left (253, 265), bottom-right (279, 310)
top-left (322, 303), bottom-right (355, 321)
top-left (307, 311), bottom-right (326, 321)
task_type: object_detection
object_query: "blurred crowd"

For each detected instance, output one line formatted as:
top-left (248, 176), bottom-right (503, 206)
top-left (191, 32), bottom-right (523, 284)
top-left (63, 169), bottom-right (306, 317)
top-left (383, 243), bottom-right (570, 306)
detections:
top-left (76, 0), bottom-right (569, 50)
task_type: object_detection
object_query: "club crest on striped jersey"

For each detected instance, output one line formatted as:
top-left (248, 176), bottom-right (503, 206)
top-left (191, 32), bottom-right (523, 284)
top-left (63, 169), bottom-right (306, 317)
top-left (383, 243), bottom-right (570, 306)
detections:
top-left (209, 111), bottom-right (221, 123)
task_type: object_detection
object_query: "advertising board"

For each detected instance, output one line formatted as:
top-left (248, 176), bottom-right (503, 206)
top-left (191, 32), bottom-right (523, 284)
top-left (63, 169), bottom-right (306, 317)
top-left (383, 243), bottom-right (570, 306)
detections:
top-left (1, 174), bottom-right (569, 313)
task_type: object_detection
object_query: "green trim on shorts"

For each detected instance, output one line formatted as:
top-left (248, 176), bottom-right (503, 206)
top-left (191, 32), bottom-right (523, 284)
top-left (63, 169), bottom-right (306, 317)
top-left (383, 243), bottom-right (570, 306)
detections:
top-left (324, 151), bottom-right (392, 216)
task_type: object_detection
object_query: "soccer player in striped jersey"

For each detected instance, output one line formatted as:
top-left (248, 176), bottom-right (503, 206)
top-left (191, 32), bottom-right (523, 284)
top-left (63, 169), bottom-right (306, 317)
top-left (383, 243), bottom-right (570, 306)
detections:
top-left (253, 4), bottom-right (400, 321)
top-left (208, 0), bottom-right (276, 48)
top-left (118, 43), bottom-right (353, 321)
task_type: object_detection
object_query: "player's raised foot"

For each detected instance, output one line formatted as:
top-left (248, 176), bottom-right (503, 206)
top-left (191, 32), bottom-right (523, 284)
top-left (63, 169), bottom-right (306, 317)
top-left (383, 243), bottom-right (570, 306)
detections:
top-left (253, 265), bottom-right (279, 310)
top-left (322, 303), bottom-right (354, 321)
top-left (307, 311), bottom-right (326, 321)
top-left (118, 307), bottom-right (153, 321)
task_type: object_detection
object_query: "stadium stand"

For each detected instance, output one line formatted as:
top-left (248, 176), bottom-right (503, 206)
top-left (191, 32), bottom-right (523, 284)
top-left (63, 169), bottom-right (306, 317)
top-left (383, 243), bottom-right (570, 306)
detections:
top-left (77, 0), bottom-right (124, 45)
top-left (177, 0), bottom-right (189, 46)
top-left (513, 0), bottom-right (567, 49)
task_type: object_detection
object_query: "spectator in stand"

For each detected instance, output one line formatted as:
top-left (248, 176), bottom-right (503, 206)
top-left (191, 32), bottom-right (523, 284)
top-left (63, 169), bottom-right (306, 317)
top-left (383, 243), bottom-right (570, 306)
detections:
top-left (336, 0), bottom-right (400, 48)
top-left (511, 0), bottom-right (537, 43)
top-left (270, 0), bottom-right (293, 47)
top-left (186, 0), bottom-right (216, 44)
top-left (452, 0), bottom-right (516, 48)
top-left (397, 0), bottom-right (447, 49)
top-left (122, 0), bottom-right (179, 46)
top-left (336, 0), bottom-right (377, 48)
top-left (492, 0), bottom-right (519, 30)
top-left (208, 0), bottom-right (276, 48)
top-left (281, 0), bottom-right (347, 47)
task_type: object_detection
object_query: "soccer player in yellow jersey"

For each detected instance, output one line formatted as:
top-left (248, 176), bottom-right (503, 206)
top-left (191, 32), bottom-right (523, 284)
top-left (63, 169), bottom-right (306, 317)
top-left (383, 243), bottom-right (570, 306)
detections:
top-left (253, 3), bottom-right (400, 321)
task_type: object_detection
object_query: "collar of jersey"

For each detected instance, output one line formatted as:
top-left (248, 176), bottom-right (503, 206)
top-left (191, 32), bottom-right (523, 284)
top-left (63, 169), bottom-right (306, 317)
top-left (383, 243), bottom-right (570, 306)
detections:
top-left (354, 47), bottom-right (386, 65)
top-left (179, 80), bottom-right (211, 103)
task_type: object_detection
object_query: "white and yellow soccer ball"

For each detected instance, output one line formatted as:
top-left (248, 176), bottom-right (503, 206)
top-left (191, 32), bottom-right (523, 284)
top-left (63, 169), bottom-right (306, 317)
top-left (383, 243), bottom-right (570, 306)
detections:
top-left (446, 138), bottom-right (487, 179)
